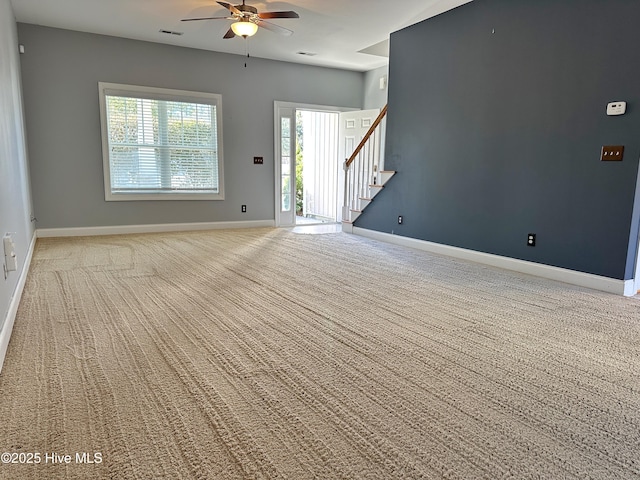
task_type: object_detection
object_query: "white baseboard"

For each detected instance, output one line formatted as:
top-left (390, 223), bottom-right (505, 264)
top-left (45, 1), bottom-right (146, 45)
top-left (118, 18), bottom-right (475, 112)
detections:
top-left (624, 280), bottom-right (637, 297)
top-left (341, 222), bottom-right (354, 234)
top-left (36, 220), bottom-right (276, 238)
top-left (0, 230), bottom-right (37, 374)
top-left (353, 227), bottom-right (632, 296)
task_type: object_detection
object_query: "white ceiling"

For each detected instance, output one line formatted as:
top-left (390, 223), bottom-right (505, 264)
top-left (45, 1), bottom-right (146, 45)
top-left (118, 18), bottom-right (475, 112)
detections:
top-left (10, 0), bottom-right (472, 72)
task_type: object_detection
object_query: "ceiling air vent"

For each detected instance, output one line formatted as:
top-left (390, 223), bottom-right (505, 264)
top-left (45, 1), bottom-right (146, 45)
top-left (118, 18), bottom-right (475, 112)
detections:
top-left (160, 29), bottom-right (184, 36)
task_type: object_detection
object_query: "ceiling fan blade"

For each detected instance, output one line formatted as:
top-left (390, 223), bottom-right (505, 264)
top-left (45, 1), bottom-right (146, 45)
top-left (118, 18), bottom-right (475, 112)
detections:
top-left (258, 11), bottom-right (300, 19)
top-left (223, 27), bottom-right (236, 39)
top-left (257, 20), bottom-right (293, 36)
top-left (217, 1), bottom-right (241, 15)
top-left (181, 16), bottom-right (233, 22)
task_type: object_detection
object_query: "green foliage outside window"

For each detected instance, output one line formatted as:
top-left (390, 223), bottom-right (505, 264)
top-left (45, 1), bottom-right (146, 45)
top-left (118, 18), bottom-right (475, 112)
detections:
top-left (296, 112), bottom-right (304, 216)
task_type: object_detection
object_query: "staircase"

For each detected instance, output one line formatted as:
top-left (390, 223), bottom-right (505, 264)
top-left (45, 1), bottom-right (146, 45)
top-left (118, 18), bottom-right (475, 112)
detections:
top-left (342, 105), bottom-right (395, 233)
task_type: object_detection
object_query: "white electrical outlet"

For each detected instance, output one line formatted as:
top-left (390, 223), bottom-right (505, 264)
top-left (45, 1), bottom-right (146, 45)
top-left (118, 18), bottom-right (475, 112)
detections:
top-left (607, 101), bottom-right (626, 116)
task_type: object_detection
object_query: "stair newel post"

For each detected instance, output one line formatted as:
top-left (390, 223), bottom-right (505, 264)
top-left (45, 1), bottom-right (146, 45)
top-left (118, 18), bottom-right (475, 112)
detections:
top-left (343, 159), bottom-right (350, 221)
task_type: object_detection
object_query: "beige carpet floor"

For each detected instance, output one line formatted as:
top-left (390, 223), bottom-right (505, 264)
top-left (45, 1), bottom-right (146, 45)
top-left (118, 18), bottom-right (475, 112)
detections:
top-left (0, 228), bottom-right (639, 479)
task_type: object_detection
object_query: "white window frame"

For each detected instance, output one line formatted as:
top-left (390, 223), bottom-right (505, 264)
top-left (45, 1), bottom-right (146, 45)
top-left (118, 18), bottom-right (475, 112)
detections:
top-left (98, 82), bottom-right (224, 201)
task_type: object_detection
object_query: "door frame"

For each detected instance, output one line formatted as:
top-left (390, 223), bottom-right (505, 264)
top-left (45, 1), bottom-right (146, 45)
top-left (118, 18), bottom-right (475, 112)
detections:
top-left (631, 162), bottom-right (640, 295)
top-left (635, 232), bottom-right (640, 294)
top-left (628, 215), bottom-right (640, 295)
top-left (273, 101), bottom-right (357, 227)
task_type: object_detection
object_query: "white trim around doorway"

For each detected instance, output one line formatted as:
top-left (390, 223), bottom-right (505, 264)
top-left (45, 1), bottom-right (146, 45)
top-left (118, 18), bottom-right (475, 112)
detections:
top-left (273, 101), bottom-right (358, 228)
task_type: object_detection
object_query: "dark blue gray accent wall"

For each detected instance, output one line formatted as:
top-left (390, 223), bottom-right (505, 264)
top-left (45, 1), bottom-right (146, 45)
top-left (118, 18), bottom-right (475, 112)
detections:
top-left (357, 0), bottom-right (640, 280)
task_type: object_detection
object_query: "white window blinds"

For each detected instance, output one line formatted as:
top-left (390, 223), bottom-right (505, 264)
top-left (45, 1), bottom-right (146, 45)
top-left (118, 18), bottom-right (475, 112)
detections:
top-left (99, 83), bottom-right (223, 201)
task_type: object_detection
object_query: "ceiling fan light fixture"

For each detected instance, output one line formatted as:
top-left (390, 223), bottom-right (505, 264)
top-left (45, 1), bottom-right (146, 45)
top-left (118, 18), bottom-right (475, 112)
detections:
top-left (231, 20), bottom-right (258, 37)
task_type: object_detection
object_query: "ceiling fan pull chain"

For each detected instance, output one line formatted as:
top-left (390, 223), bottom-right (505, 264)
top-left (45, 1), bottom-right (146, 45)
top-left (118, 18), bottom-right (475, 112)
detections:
top-left (244, 37), bottom-right (249, 67)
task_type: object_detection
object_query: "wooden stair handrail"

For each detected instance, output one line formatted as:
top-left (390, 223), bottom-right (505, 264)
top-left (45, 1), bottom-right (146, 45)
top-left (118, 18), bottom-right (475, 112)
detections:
top-left (345, 104), bottom-right (388, 169)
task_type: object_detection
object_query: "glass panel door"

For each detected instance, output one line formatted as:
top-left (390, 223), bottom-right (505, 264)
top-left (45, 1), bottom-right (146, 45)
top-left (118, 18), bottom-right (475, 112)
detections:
top-left (281, 117), bottom-right (292, 214)
top-left (275, 105), bottom-right (295, 226)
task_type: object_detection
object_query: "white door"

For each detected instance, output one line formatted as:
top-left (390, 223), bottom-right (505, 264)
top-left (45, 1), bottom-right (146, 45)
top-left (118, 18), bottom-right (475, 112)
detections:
top-left (338, 109), bottom-right (382, 221)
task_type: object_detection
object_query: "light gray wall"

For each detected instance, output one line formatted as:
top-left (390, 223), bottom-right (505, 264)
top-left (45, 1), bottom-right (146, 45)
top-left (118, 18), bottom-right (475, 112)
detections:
top-left (357, 0), bottom-right (640, 280)
top-left (363, 65), bottom-right (388, 110)
top-left (17, 24), bottom-right (364, 229)
top-left (0, 0), bottom-right (34, 332)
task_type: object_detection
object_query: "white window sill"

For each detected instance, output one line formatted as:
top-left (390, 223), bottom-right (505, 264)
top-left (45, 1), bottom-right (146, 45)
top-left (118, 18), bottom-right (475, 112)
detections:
top-left (105, 192), bottom-right (224, 201)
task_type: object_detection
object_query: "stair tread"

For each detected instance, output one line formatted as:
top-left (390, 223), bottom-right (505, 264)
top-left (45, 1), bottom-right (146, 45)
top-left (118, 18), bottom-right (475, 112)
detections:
top-left (369, 184), bottom-right (384, 188)
top-left (359, 197), bottom-right (373, 201)
top-left (342, 220), bottom-right (354, 224)
top-left (350, 209), bottom-right (363, 213)
top-left (380, 170), bottom-right (396, 173)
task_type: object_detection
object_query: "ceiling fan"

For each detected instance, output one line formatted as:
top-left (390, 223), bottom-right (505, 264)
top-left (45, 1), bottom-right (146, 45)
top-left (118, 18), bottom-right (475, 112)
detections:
top-left (182, 1), bottom-right (300, 39)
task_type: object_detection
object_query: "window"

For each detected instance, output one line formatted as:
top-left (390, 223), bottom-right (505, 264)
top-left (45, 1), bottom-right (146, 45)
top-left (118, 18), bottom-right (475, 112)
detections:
top-left (98, 83), bottom-right (224, 201)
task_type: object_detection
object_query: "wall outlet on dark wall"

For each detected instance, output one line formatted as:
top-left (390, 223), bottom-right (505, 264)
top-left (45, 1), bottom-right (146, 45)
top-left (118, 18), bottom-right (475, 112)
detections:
top-left (527, 233), bottom-right (536, 247)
